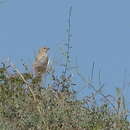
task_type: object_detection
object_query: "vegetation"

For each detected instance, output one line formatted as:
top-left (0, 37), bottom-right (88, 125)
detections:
top-left (0, 54), bottom-right (130, 130)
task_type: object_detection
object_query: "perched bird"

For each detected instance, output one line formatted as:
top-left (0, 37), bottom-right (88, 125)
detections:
top-left (33, 47), bottom-right (50, 78)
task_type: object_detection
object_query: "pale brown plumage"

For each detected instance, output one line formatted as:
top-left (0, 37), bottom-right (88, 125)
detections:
top-left (33, 47), bottom-right (49, 78)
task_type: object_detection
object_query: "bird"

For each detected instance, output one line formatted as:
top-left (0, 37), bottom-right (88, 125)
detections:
top-left (33, 47), bottom-right (50, 79)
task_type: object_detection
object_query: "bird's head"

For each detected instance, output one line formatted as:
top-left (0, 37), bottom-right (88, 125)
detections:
top-left (39, 47), bottom-right (50, 55)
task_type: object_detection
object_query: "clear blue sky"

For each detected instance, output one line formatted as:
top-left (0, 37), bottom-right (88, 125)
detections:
top-left (0, 0), bottom-right (130, 105)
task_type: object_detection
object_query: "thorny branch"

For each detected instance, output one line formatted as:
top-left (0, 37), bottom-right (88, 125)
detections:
top-left (63, 6), bottom-right (72, 75)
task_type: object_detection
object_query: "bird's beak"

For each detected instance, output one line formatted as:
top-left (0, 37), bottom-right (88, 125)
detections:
top-left (47, 48), bottom-right (50, 50)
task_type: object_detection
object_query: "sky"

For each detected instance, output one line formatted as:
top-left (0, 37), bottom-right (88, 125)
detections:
top-left (0, 0), bottom-right (130, 107)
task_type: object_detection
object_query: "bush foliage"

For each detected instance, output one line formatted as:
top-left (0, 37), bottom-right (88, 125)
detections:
top-left (0, 60), bottom-right (130, 130)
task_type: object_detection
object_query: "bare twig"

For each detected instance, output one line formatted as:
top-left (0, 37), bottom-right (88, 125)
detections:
top-left (98, 69), bottom-right (101, 86)
top-left (76, 70), bottom-right (118, 113)
top-left (63, 6), bottom-right (72, 75)
top-left (90, 61), bottom-right (95, 81)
